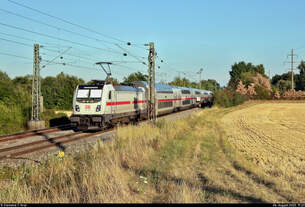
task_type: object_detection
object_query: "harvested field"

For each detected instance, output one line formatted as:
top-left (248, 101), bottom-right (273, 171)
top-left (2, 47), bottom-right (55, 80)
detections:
top-left (222, 103), bottom-right (305, 201)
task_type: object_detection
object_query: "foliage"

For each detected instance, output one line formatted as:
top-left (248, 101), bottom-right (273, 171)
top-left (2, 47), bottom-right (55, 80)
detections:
top-left (169, 77), bottom-right (220, 92)
top-left (276, 80), bottom-right (291, 93)
top-left (252, 73), bottom-right (272, 91)
top-left (123, 72), bottom-right (148, 84)
top-left (254, 85), bottom-right (271, 100)
top-left (271, 61), bottom-right (305, 92)
top-left (228, 61), bottom-right (266, 88)
top-left (236, 81), bottom-right (247, 95)
top-left (0, 70), bottom-right (10, 81)
top-left (0, 71), bottom-right (32, 135)
top-left (41, 72), bottom-right (84, 110)
top-left (87, 77), bottom-right (119, 85)
top-left (0, 71), bottom-right (82, 135)
top-left (214, 89), bottom-right (248, 108)
top-left (282, 89), bottom-right (305, 100)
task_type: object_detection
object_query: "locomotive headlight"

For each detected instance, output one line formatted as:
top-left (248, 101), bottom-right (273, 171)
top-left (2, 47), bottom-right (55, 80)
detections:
top-left (75, 105), bottom-right (80, 112)
top-left (96, 105), bottom-right (101, 112)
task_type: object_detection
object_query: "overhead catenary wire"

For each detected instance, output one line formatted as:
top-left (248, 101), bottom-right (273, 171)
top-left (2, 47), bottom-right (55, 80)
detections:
top-left (0, 38), bottom-right (144, 75)
top-left (8, 0), bottom-right (126, 44)
top-left (115, 43), bottom-right (147, 65)
top-left (0, 8), bottom-right (120, 50)
top-left (6, 1), bottom-right (148, 50)
top-left (2, 1), bottom-right (157, 81)
top-left (0, 36), bottom-right (33, 47)
top-left (0, 23), bottom-right (148, 68)
top-left (0, 22), bottom-right (123, 55)
top-left (0, 51), bottom-right (32, 60)
top-left (0, 31), bottom-right (72, 49)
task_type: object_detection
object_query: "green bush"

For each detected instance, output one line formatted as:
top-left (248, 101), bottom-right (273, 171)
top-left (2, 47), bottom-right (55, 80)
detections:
top-left (214, 89), bottom-right (248, 108)
top-left (254, 85), bottom-right (271, 100)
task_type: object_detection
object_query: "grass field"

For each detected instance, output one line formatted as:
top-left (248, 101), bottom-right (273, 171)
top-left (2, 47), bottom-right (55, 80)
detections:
top-left (0, 102), bottom-right (304, 203)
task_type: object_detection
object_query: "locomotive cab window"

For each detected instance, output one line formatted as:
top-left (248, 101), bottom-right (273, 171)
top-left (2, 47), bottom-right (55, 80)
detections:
top-left (76, 88), bottom-right (102, 103)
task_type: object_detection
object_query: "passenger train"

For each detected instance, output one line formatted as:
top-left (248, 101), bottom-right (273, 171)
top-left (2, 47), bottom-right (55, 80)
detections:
top-left (70, 81), bottom-right (214, 130)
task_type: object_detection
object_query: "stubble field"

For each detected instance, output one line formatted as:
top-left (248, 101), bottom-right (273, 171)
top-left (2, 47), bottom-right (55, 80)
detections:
top-left (222, 102), bottom-right (305, 201)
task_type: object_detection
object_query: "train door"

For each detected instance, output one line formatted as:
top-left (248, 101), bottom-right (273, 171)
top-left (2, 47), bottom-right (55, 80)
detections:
top-left (174, 91), bottom-right (178, 108)
top-left (110, 90), bottom-right (117, 114)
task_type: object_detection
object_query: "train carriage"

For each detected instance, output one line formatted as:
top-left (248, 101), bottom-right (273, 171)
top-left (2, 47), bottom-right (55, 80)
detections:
top-left (71, 81), bottom-right (214, 130)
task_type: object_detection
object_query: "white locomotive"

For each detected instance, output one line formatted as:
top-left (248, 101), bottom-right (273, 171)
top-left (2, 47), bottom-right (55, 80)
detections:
top-left (70, 81), bottom-right (213, 130)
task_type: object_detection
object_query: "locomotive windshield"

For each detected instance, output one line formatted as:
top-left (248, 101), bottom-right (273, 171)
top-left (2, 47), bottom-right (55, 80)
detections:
top-left (76, 88), bottom-right (102, 102)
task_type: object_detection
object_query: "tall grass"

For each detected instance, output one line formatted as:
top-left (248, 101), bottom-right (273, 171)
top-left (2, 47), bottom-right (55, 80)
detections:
top-left (0, 105), bottom-right (302, 203)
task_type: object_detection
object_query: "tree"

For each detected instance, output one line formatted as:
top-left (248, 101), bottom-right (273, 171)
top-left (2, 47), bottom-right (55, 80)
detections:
top-left (276, 80), bottom-right (291, 93)
top-left (13, 75), bottom-right (32, 92)
top-left (0, 70), bottom-right (10, 82)
top-left (236, 81), bottom-right (247, 95)
top-left (41, 72), bottom-right (84, 110)
top-left (123, 72), bottom-right (148, 84)
top-left (298, 60), bottom-right (305, 75)
top-left (200, 79), bottom-right (220, 91)
top-left (87, 77), bottom-right (119, 85)
top-left (252, 73), bottom-right (272, 91)
top-left (296, 60), bottom-right (305, 90)
top-left (228, 61), bottom-right (266, 88)
top-left (169, 77), bottom-right (190, 87)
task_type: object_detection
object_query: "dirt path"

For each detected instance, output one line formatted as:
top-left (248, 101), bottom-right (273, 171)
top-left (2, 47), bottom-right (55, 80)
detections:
top-left (221, 103), bottom-right (305, 201)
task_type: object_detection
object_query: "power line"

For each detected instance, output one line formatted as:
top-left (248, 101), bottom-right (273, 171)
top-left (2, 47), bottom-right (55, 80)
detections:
top-left (0, 50), bottom-right (67, 66)
top-left (41, 47), bottom-right (145, 68)
top-left (0, 22), bottom-right (123, 55)
top-left (0, 31), bottom-right (69, 48)
top-left (8, 0), bottom-right (126, 44)
top-left (6, 1), bottom-right (148, 51)
top-left (0, 23), bottom-right (147, 67)
top-left (0, 8), bottom-right (121, 50)
top-left (0, 51), bottom-right (32, 60)
top-left (115, 43), bottom-right (147, 65)
top-left (0, 36), bottom-right (33, 47)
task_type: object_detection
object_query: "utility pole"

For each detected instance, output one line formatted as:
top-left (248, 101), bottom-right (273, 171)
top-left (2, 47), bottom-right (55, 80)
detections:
top-left (198, 68), bottom-right (203, 89)
top-left (28, 44), bottom-right (45, 129)
top-left (147, 42), bottom-right (156, 124)
top-left (287, 49), bottom-right (297, 90)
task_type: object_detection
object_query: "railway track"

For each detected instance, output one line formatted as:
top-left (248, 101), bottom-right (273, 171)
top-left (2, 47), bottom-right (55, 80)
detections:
top-left (0, 124), bottom-right (71, 143)
top-left (0, 107), bottom-right (200, 163)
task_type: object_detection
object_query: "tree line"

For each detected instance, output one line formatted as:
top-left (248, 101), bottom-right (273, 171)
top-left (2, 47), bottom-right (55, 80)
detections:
top-left (3, 58), bottom-right (305, 133)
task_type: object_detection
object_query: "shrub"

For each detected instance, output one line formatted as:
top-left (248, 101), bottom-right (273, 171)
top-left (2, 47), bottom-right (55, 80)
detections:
top-left (215, 89), bottom-right (248, 108)
top-left (254, 85), bottom-right (271, 100)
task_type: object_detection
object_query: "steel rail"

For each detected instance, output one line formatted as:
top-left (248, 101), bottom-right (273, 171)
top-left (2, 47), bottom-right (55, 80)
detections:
top-left (0, 130), bottom-right (111, 161)
top-left (0, 124), bottom-right (72, 143)
top-left (0, 131), bottom-right (83, 154)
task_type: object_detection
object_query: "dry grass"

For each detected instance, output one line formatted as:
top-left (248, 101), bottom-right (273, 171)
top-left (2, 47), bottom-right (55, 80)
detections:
top-left (222, 102), bottom-right (305, 202)
top-left (0, 102), bottom-right (304, 203)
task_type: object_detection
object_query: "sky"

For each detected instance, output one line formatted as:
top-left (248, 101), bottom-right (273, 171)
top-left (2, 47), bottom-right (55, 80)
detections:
top-left (1, 0), bottom-right (305, 86)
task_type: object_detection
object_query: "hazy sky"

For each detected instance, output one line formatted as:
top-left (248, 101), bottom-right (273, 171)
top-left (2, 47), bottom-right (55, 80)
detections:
top-left (1, 0), bottom-right (305, 86)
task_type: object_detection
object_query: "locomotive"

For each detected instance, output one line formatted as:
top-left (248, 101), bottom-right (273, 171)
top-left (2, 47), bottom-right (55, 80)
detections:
top-left (70, 81), bottom-right (213, 130)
